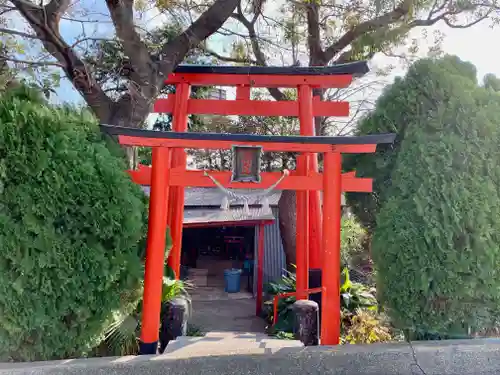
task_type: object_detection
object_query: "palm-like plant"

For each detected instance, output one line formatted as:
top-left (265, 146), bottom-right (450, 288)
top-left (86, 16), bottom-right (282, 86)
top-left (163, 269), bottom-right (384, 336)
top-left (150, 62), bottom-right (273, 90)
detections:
top-left (97, 275), bottom-right (192, 356)
top-left (94, 229), bottom-right (189, 356)
top-left (339, 268), bottom-right (377, 311)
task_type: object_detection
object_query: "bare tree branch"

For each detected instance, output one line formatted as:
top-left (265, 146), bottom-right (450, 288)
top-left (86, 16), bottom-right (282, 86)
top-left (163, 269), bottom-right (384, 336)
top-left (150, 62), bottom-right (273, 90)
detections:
top-left (202, 46), bottom-right (258, 64)
top-left (10, 0), bottom-right (114, 122)
top-left (232, 8), bottom-right (285, 101)
top-left (70, 37), bottom-right (115, 48)
top-left (0, 56), bottom-right (64, 67)
top-left (305, 1), bottom-right (325, 65)
top-left (105, 0), bottom-right (155, 96)
top-left (410, 6), bottom-right (495, 28)
top-left (442, 13), bottom-right (490, 28)
top-left (159, 0), bottom-right (241, 75)
top-left (323, 0), bottom-right (412, 63)
top-left (44, 0), bottom-right (71, 23)
top-left (0, 27), bottom-right (40, 40)
top-left (231, 12), bottom-right (267, 65)
top-left (0, 5), bottom-right (16, 16)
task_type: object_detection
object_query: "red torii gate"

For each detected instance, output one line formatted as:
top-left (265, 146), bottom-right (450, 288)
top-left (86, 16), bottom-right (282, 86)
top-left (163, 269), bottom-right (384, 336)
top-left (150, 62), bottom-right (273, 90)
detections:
top-left (100, 62), bottom-right (395, 354)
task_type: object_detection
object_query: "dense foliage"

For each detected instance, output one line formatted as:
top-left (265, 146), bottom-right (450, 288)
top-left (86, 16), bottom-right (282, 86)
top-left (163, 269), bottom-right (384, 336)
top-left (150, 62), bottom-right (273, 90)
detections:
top-left (342, 309), bottom-right (393, 344)
top-left (265, 268), bottom-right (376, 334)
top-left (0, 85), bottom-right (147, 361)
top-left (349, 56), bottom-right (500, 338)
top-left (340, 217), bottom-right (367, 267)
top-left (345, 55), bottom-right (479, 230)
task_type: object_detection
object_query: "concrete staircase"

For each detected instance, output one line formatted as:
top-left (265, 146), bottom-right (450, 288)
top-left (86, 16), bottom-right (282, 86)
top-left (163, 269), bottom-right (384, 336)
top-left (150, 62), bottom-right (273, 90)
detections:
top-left (163, 331), bottom-right (303, 358)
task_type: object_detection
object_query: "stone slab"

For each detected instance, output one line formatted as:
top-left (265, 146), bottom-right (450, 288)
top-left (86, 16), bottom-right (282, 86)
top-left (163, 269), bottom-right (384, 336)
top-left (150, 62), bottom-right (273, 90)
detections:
top-left (2, 339), bottom-right (500, 375)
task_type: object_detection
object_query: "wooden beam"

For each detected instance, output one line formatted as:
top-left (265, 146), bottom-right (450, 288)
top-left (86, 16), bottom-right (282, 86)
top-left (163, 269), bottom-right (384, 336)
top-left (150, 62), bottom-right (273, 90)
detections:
top-left (184, 220), bottom-right (274, 228)
top-left (333, 144), bottom-right (377, 153)
top-left (153, 96), bottom-right (349, 117)
top-left (171, 170), bottom-right (321, 190)
top-left (128, 167), bottom-right (372, 192)
top-left (165, 73), bottom-right (353, 88)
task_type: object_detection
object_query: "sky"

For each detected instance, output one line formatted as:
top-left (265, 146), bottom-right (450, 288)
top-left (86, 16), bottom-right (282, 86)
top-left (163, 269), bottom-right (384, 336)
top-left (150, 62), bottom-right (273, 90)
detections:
top-left (41, 3), bottom-right (500, 113)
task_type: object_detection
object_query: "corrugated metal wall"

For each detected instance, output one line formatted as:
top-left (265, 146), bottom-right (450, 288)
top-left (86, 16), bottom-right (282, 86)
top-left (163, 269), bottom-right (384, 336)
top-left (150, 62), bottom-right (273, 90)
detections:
top-left (253, 207), bottom-right (286, 296)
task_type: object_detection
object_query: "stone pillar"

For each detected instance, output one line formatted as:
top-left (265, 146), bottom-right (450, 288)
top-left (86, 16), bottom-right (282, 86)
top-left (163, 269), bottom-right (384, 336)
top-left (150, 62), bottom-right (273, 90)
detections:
top-left (292, 299), bottom-right (319, 346)
top-left (159, 297), bottom-right (189, 353)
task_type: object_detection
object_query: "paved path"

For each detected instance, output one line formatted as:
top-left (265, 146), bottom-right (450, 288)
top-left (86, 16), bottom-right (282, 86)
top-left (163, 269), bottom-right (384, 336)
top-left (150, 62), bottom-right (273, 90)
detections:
top-left (189, 289), bottom-right (266, 333)
top-left (164, 332), bottom-right (302, 358)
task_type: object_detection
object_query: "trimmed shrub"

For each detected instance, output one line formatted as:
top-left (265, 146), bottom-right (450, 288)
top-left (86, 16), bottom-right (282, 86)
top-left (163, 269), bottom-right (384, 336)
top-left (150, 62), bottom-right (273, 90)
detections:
top-left (345, 55), bottom-right (479, 231)
top-left (0, 85), bottom-right (147, 361)
top-left (365, 57), bottom-right (500, 338)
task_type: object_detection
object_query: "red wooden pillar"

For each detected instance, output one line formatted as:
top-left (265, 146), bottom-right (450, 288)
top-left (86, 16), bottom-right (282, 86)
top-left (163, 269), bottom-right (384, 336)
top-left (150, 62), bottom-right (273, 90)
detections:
top-left (302, 90), bottom-right (322, 270)
top-left (168, 83), bottom-right (190, 279)
top-left (236, 85), bottom-right (251, 100)
top-left (308, 156), bottom-right (322, 269)
top-left (298, 85), bottom-right (321, 269)
top-left (256, 223), bottom-right (265, 316)
top-left (320, 151), bottom-right (342, 345)
top-left (139, 147), bottom-right (171, 354)
top-left (296, 85), bottom-right (312, 299)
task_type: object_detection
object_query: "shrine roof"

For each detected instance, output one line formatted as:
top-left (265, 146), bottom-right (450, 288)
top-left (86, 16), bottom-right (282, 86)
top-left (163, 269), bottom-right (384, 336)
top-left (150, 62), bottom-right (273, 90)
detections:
top-left (172, 61), bottom-right (369, 77)
top-left (100, 125), bottom-right (396, 146)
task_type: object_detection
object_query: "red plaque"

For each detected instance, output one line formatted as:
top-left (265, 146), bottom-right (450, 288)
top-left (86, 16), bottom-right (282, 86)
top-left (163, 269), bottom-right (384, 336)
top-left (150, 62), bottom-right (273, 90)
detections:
top-left (231, 145), bottom-right (262, 183)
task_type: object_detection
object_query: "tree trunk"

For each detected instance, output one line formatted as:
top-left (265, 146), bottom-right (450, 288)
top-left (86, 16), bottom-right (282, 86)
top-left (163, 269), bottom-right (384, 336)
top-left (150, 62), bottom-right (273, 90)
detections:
top-left (278, 190), bottom-right (297, 270)
top-left (104, 102), bottom-right (150, 169)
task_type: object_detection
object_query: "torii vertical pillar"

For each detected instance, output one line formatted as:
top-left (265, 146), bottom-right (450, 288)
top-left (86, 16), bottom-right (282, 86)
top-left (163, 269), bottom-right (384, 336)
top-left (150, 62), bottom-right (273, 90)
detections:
top-left (298, 86), bottom-right (322, 271)
top-left (168, 83), bottom-right (190, 279)
top-left (256, 223), bottom-right (265, 316)
top-left (307, 94), bottom-right (322, 270)
top-left (139, 147), bottom-right (172, 354)
top-left (320, 151), bottom-right (342, 345)
top-left (296, 85), bottom-right (312, 299)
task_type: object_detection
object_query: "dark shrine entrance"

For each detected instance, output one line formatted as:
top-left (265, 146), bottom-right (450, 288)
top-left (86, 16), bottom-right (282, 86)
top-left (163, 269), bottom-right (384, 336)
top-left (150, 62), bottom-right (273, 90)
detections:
top-left (101, 62), bottom-right (396, 355)
top-left (182, 226), bottom-right (255, 291)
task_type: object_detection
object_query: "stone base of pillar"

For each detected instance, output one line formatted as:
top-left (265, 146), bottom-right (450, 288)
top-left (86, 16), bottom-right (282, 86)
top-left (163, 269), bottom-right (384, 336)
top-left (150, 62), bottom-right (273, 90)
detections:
top-left (159, 297), bottom-right (189, 353)
top-left (292, 299), bottom-right (319, 346)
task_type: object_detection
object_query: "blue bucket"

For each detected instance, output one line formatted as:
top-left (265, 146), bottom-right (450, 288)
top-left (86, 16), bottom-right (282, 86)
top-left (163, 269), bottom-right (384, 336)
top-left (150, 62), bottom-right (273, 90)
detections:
top-left (224, 268), bottom-right (242, 293)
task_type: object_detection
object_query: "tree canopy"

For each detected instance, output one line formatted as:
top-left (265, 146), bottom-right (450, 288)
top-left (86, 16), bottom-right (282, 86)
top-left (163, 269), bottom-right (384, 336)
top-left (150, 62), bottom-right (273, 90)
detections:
top-left (1, 0), bottom-right (499, 131)
top-left (1, 0), bottom-right (239, 127)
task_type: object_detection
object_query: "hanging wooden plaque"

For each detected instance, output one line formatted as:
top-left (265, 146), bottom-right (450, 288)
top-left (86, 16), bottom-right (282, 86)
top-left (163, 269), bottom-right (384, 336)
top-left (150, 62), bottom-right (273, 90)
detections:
top-left (231, 145), bottom-right (262, 183)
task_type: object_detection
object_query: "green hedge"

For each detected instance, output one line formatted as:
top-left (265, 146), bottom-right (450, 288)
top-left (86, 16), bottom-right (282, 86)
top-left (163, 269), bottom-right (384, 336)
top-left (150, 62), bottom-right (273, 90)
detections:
top-left (345, 55), bottom-right (479, 231)
top-left (365, 57), bottom-right (500, 338)
top-left (0, 85), bottom-right (147, 360)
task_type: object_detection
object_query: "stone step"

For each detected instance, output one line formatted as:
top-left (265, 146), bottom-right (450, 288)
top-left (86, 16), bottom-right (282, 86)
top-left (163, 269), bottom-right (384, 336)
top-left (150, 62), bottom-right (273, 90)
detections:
top-left (189, 276), bottom-right (208, 287)
top-left (189, 268), bottom-right (209, 276)
top-left (163, 331), bottom-right (303, 358)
